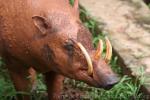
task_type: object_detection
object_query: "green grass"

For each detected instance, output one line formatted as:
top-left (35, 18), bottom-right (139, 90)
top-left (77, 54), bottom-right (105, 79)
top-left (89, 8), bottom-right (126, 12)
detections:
top-left (0, 58), bottom-right (17, 100)
top-left (148, 3), bottom-right (150, 8)
top-left (0, 1), bottom-right (146, 100)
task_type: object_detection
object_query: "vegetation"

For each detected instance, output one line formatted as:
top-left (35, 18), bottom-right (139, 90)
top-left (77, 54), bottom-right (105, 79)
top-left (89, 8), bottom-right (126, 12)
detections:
top-left (148, 3), bottom-right (150, 8)
top-left (0, 0), bottom-right (146, 100)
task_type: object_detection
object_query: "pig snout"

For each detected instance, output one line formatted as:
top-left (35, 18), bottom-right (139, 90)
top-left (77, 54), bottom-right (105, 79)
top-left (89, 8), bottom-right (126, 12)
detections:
top-left (83, 37), bottom-right (119, 89)
top-left (102, 75), bottom-right (119, 90)
top-left (77, 37), bottom-right (119, 89)
top-left (93, 60), bottom-right (119, 90)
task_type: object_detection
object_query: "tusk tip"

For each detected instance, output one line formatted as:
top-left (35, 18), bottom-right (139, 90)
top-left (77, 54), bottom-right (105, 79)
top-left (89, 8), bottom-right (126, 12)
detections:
top-left (104, 36), bottom-right (112, 62)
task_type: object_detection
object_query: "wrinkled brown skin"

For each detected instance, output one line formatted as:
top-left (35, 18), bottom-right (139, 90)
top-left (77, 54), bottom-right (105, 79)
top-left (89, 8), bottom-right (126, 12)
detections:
top-left (0, 0), bottom-right (118, 100)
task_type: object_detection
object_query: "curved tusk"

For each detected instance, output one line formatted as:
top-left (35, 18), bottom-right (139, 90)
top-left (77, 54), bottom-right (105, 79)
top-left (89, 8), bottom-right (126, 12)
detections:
top-left (105, 37), bottom-right (112, 62)
top-left (94, 39), bottom-right (103, 60)
top-left (77, 43), bottom-right (93, 75)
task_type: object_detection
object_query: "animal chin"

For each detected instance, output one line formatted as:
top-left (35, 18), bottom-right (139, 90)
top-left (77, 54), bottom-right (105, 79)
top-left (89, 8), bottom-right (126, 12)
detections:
top-left (76, 70), bottom-right (101, 87)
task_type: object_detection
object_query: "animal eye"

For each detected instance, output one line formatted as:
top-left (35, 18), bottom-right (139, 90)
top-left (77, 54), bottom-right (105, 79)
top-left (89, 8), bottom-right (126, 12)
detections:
top-left (64, 40), bottom-right (74, 51)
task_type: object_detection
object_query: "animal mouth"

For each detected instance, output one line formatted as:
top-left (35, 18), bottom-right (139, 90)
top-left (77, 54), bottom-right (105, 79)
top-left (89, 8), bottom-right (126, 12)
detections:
top-left (77, 37), bottom-right (112, 76)
top-left (77, 70), bottom-right (99, 87)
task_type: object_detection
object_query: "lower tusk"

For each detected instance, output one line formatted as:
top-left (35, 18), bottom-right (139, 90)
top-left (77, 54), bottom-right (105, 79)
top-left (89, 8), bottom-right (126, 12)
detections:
top-left (77, 43), bottom-right (93, 75)
top-left (105, 37), bottom-right (112, 62)
top-left (94, 39), bottom-right (103, 60)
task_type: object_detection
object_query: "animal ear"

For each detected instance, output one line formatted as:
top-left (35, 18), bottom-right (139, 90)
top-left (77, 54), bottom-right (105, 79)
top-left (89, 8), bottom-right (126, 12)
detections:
top-left (73, 0), bottom-right (79, 11)
top-left (32, 16), bottom-right (49, 35)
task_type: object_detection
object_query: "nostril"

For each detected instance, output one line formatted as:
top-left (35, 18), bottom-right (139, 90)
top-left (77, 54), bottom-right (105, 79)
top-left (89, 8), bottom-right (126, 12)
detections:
top-left (103, 76), bottom-right (119, 90)
top-left (104, 81), bottom-right (118, 90)
top-left (104, 84), bottom-right (114, 90)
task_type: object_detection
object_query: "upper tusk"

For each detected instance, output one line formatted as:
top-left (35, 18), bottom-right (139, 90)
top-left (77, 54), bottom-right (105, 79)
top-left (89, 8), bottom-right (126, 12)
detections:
top-left (94, 39), bottom-right (103, 60)
top-left (105, 37), bottom-right (112, 63)
top-left (77, 43), bottom-right (93, 75)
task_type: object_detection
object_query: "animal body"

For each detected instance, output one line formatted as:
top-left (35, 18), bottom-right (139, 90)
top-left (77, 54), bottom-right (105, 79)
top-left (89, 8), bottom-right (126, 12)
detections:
top-left (0, 0), bottom-right (119, 100)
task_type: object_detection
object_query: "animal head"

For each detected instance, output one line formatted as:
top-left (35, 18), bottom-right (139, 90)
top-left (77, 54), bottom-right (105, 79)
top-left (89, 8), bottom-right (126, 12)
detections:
top-left (31, 0), bottom-right (119, 89)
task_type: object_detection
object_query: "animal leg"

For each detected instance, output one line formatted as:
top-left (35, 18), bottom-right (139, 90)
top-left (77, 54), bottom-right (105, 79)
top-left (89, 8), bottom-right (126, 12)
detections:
top-left (6, 60), bottom-right (36, 100)
top-left (44, 71), bottom-right (64, 100)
